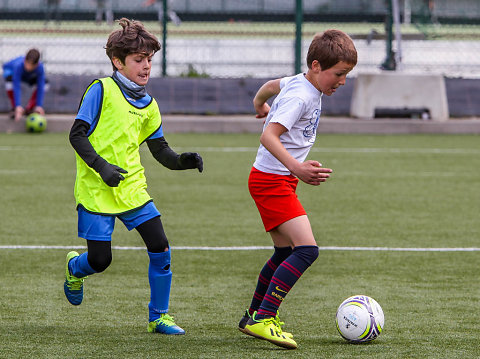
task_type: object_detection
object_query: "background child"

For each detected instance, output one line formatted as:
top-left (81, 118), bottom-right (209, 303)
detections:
top-left (238, 29), bottom-right (358, 349)
top-left (64, 18), bottom-right (203, 335)
top-left (2, 48), bottom-right (47, 122)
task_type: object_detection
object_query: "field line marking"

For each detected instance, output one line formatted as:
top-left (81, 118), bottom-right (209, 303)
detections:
top-left (1, 245), bottom-right (480, 252)
top-left (177, 147), bottom-right (480, 155)
top-left (2, 146), bottom-right (480, 155)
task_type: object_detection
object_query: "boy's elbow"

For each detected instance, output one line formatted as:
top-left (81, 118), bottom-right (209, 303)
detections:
top-left (68, 129), bottom-right (77, 146)
top-left (259, 131), bottom-right (269, 147)
top-left (69, 131), bottom-right (82, 151)
top-left (69, 119), bottom-right (90, 147)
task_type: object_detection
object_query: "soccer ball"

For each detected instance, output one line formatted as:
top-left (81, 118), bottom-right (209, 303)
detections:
top-left (336, 295), bottom-right (384, 343)
top-left (25, 113), bottom-right (47, 133)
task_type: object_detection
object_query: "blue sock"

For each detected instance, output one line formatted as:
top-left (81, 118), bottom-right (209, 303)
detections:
top-left (68, 252), bottom-right (96, 278)
top-left (148, 250), bottom-right (172, 322)
top-left (257, 245), bottom-right (319, 319)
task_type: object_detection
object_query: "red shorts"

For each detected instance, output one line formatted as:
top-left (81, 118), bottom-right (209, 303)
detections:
top-left (248, 167), bottom-right (306, 232)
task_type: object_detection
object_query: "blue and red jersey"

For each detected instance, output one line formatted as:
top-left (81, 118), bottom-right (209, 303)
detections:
top-left (2, 56), bottom-right (46, 107)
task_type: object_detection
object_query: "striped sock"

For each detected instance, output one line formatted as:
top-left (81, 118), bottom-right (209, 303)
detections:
top-left (248, 246), bottom-right (292, 316)
top-left (256, 245), bottom-right (319, 319)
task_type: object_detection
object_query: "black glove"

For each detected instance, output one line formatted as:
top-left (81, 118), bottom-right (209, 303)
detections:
top-left (178, 152), bottom-right (203, 173)
top-left (92, 157), bottom-right (128, 187)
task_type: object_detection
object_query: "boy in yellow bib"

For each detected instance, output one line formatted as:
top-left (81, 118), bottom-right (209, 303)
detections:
top-left (64, 18), bottom-right (203, 335)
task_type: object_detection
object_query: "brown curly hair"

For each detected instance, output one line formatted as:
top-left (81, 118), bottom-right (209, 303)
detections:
top-left (306, 29), bottom-right (357, 70)
top-left (105, 18), bottom-right (161, 71)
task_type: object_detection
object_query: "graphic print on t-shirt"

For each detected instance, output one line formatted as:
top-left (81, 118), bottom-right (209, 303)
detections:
top-left (303, 108), bottom-right (320, 143)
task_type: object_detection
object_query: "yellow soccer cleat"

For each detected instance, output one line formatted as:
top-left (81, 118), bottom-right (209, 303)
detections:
top-left (244, 312), bottom-right (297, 349)
top-left (239, 310), bottom-right (293, 339)
top-left (274, 312), bottom-right (293, 339)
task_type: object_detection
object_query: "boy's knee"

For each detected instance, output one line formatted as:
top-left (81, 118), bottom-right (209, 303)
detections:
top-left (87, 252), bottom-right (112, 273)
top-left (147, 237), bottom-right (169, 253)
top-left (293, 245), bottom-right (319, 266)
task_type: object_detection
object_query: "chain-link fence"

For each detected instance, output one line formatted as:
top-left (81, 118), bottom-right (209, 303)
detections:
top-left (2, 0), bottom-right (480, 18)
top-left (1, 0), bottom-right (480, 79)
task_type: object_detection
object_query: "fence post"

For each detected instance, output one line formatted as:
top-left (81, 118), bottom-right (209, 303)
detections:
top-left (392, 0), bottom-right (402, 69)
top-left (381, 0), bottom-right (396, 70)
top-left (162, 0), bottom-right (168, 77)
top-left (294, 0), bottom-right (303, 74)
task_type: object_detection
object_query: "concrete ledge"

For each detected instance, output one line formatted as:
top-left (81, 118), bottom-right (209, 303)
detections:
top-left (2, 113), bottom-right (480, 134)
top-left (351, 72), bottom-right (450, 121)
top-left (0, 115), bottom-right (71, 134)
top-left (162, 115), bottom-right (263, 133)
top-left (159, 116), bottom-right (480, 134)
top-left (314, 117), bottom-right (480, 134)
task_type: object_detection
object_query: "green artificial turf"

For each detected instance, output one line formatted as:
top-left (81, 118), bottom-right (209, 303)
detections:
top-left (0, 132), bottom-right (479, 358)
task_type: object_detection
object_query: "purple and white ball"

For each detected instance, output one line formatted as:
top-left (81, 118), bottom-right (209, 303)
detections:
top-left (336, 295), bottom-right (385, 343)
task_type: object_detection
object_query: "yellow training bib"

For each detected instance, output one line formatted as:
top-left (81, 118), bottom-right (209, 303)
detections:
top-left (74, 77), bottom-right (162, 214)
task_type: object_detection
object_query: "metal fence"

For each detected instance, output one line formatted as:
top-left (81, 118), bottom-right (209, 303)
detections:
top-left (1, 0), bottom-right (480, 79)
top-left (1, 0), bottom-right (480, 18)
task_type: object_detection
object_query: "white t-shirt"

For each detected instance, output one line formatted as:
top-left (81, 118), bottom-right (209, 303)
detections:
top-left (253, 73), bottom-right (323, 176)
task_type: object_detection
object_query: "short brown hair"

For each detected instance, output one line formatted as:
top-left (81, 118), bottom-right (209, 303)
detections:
top-left (25, 48), bottom-right (41, 64)
top-left (105, 18), bottom-right (161, 70)
top-left (306, 29), bottom-right (357, 70)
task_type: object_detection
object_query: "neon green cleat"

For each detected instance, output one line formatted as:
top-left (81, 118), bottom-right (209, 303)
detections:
top-left (63, 251), bottom-right (86, 306)
top-left (239, 310), bottom-right (293, 339)
top-left (148, 314), bottom-right (185, 335)
top-left (274, 312), bottom-right (293, 339)
top-left (244, 312), bottom-right (297, 349)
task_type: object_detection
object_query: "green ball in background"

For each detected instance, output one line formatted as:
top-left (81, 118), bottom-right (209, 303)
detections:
top-left (25, 113), bottom-right (47, 133)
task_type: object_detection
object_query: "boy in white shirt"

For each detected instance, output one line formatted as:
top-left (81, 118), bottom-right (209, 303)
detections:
top-left (238, 29), bottom-right (358, 349)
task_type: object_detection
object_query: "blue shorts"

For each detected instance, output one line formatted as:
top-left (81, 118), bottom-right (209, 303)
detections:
top-left (78, 202), bottom-right (161, 241)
